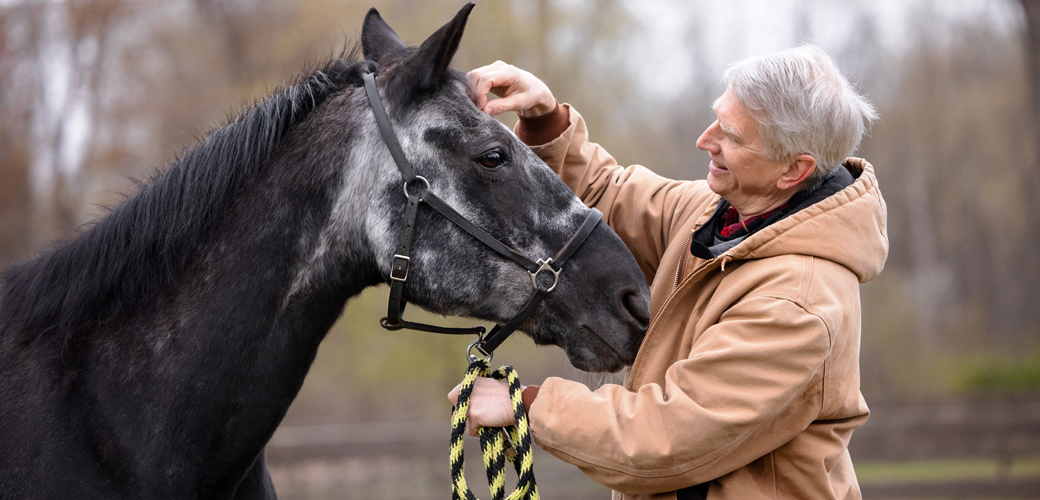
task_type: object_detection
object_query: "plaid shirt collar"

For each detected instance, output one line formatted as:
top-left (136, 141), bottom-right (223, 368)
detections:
top-left (717, 201), bottom-right (793, 239)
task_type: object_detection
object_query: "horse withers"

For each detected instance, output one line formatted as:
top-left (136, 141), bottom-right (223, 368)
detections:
top-left (0, 4), bottom-right (650, 499)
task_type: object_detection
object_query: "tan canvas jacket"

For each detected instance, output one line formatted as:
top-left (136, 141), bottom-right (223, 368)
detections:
top-left (523, 105), bottom-right (889, 500)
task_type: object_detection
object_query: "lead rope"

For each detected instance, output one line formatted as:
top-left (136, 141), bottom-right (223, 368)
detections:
top-left (451, 359), bottom-right (539, 500)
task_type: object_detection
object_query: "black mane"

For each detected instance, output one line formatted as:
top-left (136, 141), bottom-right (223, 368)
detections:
top-left (0, 47), bottom-right (368, 341)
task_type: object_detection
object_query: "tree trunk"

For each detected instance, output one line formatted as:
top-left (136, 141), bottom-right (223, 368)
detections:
top-left (1021, 0), bottom-right (1040, 200)
top-left (1019, 0), bottom-right (1040, 342)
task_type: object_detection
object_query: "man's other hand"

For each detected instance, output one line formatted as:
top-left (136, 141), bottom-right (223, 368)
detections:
top-left (447, 376), bottom-right (518, 436)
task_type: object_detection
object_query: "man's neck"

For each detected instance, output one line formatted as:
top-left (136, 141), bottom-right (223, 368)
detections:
top-left (733, 193), bottom-right (796, 222)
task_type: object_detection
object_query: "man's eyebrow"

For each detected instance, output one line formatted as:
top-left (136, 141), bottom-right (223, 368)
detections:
top-left (718, 119), bottom-right (745, 145)
top-left (711, 97), bottom-right (746, 145)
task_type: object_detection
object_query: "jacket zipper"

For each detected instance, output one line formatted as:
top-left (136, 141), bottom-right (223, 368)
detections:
top-left (629, 255), bottom-right (727, 388)
top-left (674, 229), bottom-right (695, 291)
top-left (649, 258), bottom-right (721, 336)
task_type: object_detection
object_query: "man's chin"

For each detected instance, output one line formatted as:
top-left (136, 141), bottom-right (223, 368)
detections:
top-left (706, 173), bottom-right (727, 196)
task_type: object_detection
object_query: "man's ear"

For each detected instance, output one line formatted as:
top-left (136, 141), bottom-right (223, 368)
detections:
top-left (777, 154), bottom-right (816, 191)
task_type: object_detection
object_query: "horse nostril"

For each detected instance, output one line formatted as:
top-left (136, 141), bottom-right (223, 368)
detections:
top-left (620, 289), bottom-right (650, 331)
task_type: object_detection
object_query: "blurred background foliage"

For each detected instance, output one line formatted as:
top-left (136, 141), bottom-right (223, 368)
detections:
top-left (3, 0), bottom-right (1040, 492)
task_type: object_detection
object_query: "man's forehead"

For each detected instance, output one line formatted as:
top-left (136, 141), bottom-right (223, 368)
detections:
top-left (711, 89), bottom-right (730, 111)
top-left (713, 89), bottom-right (755, 138)
top-left (712, 89), bottom-right (739, 116)
top-left (712, 93), bottom-right (739, 133)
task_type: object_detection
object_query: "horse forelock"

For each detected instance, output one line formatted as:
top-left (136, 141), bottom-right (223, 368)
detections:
top-left (1, 46), bottom-right (369, 342)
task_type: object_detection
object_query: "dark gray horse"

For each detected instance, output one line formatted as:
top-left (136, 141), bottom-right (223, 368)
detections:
top-left (0, 4), bottom-right (650, 499)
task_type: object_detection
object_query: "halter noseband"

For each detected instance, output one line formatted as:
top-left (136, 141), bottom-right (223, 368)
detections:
top-left (362, 71), bottom-right (601, 359)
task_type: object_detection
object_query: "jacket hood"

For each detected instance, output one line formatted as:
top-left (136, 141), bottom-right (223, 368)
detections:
top-left (719, 158), bottom-right (888, 283)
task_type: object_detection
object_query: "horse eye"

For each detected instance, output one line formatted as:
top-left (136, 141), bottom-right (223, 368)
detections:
top-left (476, 150), bottom-right (507, 169)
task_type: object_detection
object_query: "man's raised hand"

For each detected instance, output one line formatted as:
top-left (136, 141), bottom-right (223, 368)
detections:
top-left (467, 61), bottom-right (556, 118)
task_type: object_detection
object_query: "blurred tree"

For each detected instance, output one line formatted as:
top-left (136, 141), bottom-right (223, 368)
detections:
top-left (858, 17), bottom-right (1040, 398)
top-left (1019, 0), bottom-right (1040, 205)
top-left (0, 5), bottom-right (33, 267)
top-left (0, 0), bottom-right (130, 265)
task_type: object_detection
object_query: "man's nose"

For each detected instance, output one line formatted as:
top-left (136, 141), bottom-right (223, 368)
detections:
top-left (696, 122), bottom-right (719, 153)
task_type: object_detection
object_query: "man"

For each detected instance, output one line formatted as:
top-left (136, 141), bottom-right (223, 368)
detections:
top-left (450, 44), bottom-right (887, 500)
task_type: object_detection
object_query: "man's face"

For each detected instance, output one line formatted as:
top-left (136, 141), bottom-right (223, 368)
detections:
top-left (696, 86), bottom-right (791, 216)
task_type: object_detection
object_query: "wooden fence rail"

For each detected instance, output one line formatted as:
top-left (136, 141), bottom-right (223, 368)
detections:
top-left (267, 397), bottom-right (1040, 499)
top-left (849, 398), bottom-right (1040, 462)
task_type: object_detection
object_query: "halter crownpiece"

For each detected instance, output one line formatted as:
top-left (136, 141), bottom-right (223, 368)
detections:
top-left (361, 70), bottom-right (602, 358)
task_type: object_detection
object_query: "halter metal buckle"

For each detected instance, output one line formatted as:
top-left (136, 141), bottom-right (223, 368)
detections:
top-left (468, 341), bottom-right (492, 364)
top-left (390, 254), bottom-right (411, 282)
top-left (529, 258), bottom-right (560, 292)
top-left (467, 333), bottom-right (493, 364)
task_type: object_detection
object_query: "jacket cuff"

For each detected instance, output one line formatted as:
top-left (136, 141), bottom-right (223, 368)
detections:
top-left (521, 385), bottom-right (540, 413)
top-left (516, 103), bottom-right (569, 146)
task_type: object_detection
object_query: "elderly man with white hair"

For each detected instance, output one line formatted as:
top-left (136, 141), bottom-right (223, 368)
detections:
top-left (451, 44), bottom-right (888, 500)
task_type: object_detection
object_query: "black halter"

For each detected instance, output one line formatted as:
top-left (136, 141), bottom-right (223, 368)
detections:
top-left (362, 71), bottom-right (601, 359)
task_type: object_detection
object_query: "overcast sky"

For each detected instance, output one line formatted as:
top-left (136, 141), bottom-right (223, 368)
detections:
top-left (620, 0), bottom-right (1023, 98)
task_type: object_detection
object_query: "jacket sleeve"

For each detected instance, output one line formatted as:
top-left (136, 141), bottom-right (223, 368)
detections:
top-left (527, 294), bottom-right (832, 495)
top-left (523, 104), bottom-right (716, 283)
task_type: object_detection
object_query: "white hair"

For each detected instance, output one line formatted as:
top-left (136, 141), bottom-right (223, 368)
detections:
top-left (721, 44), bottom-right (878, 187)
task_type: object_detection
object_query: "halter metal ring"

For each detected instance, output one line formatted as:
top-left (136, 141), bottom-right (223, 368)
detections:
top-left (402, 176), bottom-right (430, 198)
top-left (529, 258), bottom-right (560, 292)
top-left (467, 339), bottom-right (493, 364)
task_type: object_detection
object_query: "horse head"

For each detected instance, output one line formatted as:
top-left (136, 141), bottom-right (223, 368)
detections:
top-left (350, 4), bottom-right (650, 372)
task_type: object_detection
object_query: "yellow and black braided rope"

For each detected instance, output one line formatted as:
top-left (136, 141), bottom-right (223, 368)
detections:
top-left (451, 359), bottom-right (539, 500)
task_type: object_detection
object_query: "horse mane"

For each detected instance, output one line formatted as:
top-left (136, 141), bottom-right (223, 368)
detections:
top-left (1, 45), bottom-right (367, 340)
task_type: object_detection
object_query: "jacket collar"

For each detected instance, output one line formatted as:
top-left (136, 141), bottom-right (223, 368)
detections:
top-left (689, 158), bottom-right (888, 283)
top-left (691, 165), bottom-right (855, 259)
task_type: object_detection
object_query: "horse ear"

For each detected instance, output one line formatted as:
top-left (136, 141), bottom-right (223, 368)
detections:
top-left (390, 3), bottom-right (474, 100)
top-left (361, 7), bottom-right (406, 62)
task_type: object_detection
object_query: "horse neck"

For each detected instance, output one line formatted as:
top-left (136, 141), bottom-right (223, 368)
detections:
top-left (117, 118), bottom-right (385, 485)
top-left (202, 156), bottom-right (381, 342)
top-left (165, 122), bottom-right (385, 396)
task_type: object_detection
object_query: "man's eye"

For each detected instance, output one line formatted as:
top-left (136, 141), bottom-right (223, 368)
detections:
top-left (477, 150), bottom-right (507, 169)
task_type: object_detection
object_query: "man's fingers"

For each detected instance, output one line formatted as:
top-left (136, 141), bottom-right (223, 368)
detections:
top-left (474, 71), bottom-right (511, 99)
top-left (470, 74), bottom-right (493, 111)
top-left (448, 377), bottom-right (516, 437)
top-left (468, 62), bottom-right (555, 118)
top-left (467, 61), bottom-right (512, 112)
top-left (468, 64), bottom-right (532, 116)
top-left (485, 94), bottom-right (528, 117)
top-left (480, 77), bottom-right (531, 116)
top-left (447, 383), bottom-right (462, 405)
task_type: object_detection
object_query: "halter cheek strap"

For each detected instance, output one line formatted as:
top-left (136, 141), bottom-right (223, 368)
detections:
top-left (362, 70), bottom-right (601, 357)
